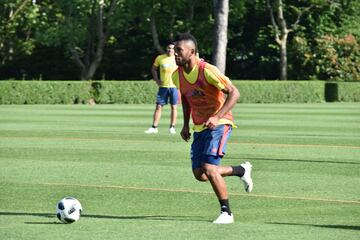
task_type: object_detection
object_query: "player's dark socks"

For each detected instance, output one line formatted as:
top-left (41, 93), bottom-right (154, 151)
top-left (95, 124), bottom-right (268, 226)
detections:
top-left (231, 165), bottom-right (245, 177)
top-left (152, 125), bottom-right (158, 128)
top-left (170, 124), bottom-right (175, 128)
top-left (219, 199), bottom-right (231, 215)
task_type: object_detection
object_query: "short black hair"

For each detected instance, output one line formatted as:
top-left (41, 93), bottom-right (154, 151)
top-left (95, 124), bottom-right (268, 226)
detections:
top-left (165, 40), bottom-right (175, 46)
top-left (175, 32), bottom-right (198, 52)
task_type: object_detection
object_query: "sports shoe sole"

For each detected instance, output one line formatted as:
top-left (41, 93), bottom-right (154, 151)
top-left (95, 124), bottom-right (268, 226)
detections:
top-left (240, 162), bottom-right (253, 193)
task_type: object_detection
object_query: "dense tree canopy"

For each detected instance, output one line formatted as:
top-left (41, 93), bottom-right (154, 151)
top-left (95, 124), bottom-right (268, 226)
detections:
top-left (0, 0), bottom-right (359, 81)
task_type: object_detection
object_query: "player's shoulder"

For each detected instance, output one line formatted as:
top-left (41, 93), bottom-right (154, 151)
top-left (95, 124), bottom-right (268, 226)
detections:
top-left (160, 53), bottom-right (168, 57)
top-left (172, 67), bottom-right (180, 76)
top-left (172, 69), bottom-right (180, 87)
top-left (203, 62), bottom-right (225, 79)
top-left (155, 53), bottom-right (168, 61)
top-left (202, 61), bottom-right (230, 85)
top-left (203, 62), bottom-right (221, 73)
top-left (153, 54), bottom-right (166, 66)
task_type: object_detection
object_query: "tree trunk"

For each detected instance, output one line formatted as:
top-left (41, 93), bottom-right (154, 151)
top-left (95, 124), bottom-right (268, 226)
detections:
top-left (280, 40), bottom-right (287, 80)
top-left (212, 0), bottom-right (229, 74)
top-left (267, 0), bottom-right (289, 80)
top-left (69, 0), bottom-right (116, 80)
top-left (150, 15), bottom-right (165, 54)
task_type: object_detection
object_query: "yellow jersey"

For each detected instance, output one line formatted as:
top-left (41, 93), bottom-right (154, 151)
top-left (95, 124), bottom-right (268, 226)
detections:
top-left (153, 54), bottom-right (177, 88)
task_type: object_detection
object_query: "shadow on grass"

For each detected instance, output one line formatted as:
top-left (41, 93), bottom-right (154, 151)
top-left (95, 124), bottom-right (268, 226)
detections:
top-left (0, 211), bottom-right (209, 224)
top-left (227, 156), bottom-right (360, 165)
top-left (268, 222), bottom-right (360, 231)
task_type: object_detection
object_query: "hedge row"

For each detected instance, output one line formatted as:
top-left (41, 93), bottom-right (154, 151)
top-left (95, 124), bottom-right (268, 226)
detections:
top-left (0, 81), bottom-right (91, 104)
top-left (0, 80), bottom-right (358, 104)
top-left (234, 81), bottom-right (325, 103)
top-left (337, 82), bottom-right (360, 102)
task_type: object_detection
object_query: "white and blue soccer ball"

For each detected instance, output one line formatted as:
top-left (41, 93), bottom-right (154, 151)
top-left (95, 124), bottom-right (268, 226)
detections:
top-left (56, 197), bottom-right (82, 224)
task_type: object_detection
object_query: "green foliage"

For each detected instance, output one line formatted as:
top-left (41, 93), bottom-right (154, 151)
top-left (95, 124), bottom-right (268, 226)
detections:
top-left (0, 0), bottom-right (40, 64)
top-left (287, 0), bottom-right (360, 81)
top-left (91, 81), bottom-right (158, 104)
top-left (233, 80), bottom-right (325, 103)
top-left (0, 0), bottom-right (360, 81)
top-left (337, 82), bottom-right (360, 101)
top-left (2, 80), bottom-right (359, 104)
top-left (0, 81), bottom-right (91, 104)
top-left (312, 35), bottom-right (360, 81)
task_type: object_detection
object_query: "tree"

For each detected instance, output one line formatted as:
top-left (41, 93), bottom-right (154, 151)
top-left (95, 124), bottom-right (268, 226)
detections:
top-left (2, 0), bottom-right (358, 81)
top-left (0, 0), bottom-right (39, 66)
top-left (286, 0), bottom-right (360, 80)
top-left (212, 0), bottom-right (229, 74)
top-left (35, 0), bottom-right (119, 80)
top-left (66, 0), bottom-right (118, 80)
top-left (149, 0), bottom-right (199, 54)
top-left (266, 0), bottom-right (310, 80)
top-left (149, 0), bottom-right (177, 54)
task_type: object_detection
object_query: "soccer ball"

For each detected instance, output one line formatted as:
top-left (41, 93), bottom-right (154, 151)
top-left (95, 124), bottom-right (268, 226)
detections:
top-left (56, 197), bottom-right (82, 223)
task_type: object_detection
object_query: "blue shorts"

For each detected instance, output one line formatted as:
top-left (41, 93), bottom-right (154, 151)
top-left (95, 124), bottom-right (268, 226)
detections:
top-left (156, 87), bottom-right (178, 106)
top-left (191, 124), bottom-right (232, 169)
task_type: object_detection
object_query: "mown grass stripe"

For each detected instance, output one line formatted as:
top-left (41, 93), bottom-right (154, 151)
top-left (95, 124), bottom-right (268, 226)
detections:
top-left (1, 136), bottom-right (359, 150)
top-left (41, 182), bottom-right (360, 205)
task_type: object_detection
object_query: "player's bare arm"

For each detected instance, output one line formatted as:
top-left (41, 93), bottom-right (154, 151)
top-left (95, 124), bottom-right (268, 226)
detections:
top-left (151, 66), bottom-right (161, 86)
top-left (180, 94), bottom-right (192, 142)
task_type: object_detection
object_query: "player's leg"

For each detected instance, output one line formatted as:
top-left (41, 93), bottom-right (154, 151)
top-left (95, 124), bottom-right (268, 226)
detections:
top-left (202, 157), bottom-right (234, 224)
top-left (193, 160), bottom-right (253, 193)
top-left (192, 165), bottom-right (232, 181)
top-left (145, 104), bottom-right (162, 133)
top-left (169, 88), bottom-right (178, 134)
top-left (202, 162), bottom-right (228, 200)
top-left (152, 104), bottom-right (162, 126)
top-left (170, 105), bottom-right (177, 131)
top-left (191, 125), bottom-right (233, 181)
top-left (145, 88), bottom-right (166, 133)
top-left (191, 126), bottom-right (234, 223)
top-left (205, 124), bottom-right (254, 193)
top-left (193, 167), bottom-right (234, 224)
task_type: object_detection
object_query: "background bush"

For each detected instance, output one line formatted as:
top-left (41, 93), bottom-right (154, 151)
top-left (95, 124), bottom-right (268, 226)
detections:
top-left (337, 82), bottom-right (360, 102)
top-left (0, 81), bottom-right (91, 104)
top-left (233, 81), bottom-right (325, 103)
top-left (0, 80), bottom-right (359, 104)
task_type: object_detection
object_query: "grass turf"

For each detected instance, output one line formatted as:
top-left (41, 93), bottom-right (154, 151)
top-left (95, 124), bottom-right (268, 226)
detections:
top-left (0, 103), bottom-right (359, 240)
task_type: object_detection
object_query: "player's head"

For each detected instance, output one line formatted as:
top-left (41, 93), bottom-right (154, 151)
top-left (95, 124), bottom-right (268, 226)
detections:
top-left (166, 42), bottom-right (175, 56)
top-left (174, 33), bottom-right (198, 66)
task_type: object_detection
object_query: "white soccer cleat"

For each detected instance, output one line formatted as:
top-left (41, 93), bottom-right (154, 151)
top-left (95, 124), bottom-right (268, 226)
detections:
top-left (169, 127), bottom-right (176, 134)
top-left (213, 212), bottom-right (234, 224)
top-left (240, 161), bottom-right (253, 193)
top-left (145, 127), bottom-right (158, 134)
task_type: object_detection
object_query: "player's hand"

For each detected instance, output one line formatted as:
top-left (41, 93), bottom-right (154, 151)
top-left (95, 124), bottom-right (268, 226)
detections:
top-left (155, 80), bottom-right (162, 86)
top-left (204, 115), bottom-right (220, 129)
top-left (180, 126), bottom-right (191, 142)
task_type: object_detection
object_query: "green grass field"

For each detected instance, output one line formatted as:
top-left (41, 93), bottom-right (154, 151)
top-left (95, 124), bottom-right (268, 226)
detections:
top-left (0, 103), bottom-right (359, 240)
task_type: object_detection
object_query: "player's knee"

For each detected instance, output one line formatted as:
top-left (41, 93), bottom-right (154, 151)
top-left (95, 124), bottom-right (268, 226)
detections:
top-left (155, 104), bottom-right (162, 110)
top-left (193, 171), bottom-right (208, 182)
top-left (195, 175), bottom-right (208, 182)
top-left (202, 165), bottom-right (219, 179)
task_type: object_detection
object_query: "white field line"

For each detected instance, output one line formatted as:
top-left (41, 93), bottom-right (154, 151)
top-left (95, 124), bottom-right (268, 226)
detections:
top-left (41, 182), bottom-right (360, 205)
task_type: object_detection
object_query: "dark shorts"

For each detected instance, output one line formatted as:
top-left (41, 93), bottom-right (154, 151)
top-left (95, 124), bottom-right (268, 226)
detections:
top-left (156, 87), bottom-right (178, 106)
top-left (191, 124), bottom-right (232, 169)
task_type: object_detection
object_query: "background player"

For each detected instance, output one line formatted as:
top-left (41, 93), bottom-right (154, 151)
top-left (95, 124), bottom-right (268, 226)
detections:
top-left (145, 43), bottom-right (178, 134)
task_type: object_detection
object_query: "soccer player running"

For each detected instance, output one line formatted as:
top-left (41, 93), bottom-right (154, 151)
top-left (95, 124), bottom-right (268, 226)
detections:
top-left (145, 43), bottom-right (178, 134)
top-left (172, 33), bottom-right (253, 224)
